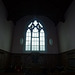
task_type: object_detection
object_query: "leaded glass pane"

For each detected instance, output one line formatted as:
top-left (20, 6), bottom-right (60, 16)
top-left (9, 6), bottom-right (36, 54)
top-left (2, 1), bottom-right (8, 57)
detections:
top-left (32, 38), bottom-right (39, 45)
top-left (28, 22), bottom-right (32, 27)
top-left (26, 36), bottom-right (31, 40)
top-left (33, 20), bottom-right (38, 26)
top-left (26, 29), bottom-right (31, 36)
top-left (26, 45), bottom-right (30, 51)
top-left (32, 45), bottom-right (39, 51)
top-left (33, 27), bottom-right (38, 32)
top-left (40, 29), bottom-right (45, 37)
top-left (25, 20), bottom-right (45, 51)
top-left (40, 45), bottom-right (45, 51)
top-left (32, 32), bottom-right (39, 37)
top-left (26, 41), bottom-right (31, 45)
top-left (39, 23), bottom-right (43, 27)
top-left (40, 37), bottom-right (45, 41)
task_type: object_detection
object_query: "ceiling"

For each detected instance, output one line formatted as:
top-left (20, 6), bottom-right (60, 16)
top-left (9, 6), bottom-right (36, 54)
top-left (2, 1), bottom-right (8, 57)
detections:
top-left (3, 0), bottom-right (73, 26)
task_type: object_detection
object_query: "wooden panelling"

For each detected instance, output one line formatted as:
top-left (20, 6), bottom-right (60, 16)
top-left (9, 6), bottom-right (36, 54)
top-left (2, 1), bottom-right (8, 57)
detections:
top-left (0, 49), bottom-right (75, 73)
top-left (60, 49), bottom-right (75, 72)
top-left (9, 53), bottom-right (59, 73)
top-left (0, 49), bottom-right (10, 72)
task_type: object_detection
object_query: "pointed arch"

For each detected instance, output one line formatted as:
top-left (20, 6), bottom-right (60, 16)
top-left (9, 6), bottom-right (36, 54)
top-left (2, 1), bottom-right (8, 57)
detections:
top-left (25, 20), bottom-right (45, 51)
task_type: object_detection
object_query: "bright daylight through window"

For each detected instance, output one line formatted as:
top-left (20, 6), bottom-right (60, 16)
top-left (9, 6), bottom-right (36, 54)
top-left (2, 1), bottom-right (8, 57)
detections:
top-left (25, 20), bottom-right (45, 52)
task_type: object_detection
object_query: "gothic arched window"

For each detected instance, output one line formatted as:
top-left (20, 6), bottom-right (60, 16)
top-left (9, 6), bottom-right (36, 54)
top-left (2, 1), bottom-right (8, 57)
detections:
top-left (25, 20), bottom-right (45, 51)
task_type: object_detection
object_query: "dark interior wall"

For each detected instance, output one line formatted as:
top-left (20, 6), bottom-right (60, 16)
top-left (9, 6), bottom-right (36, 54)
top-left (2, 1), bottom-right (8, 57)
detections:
top-left (60, 49), bottom-right (75, 72)
top-left (9, 16), bottom-right (60, 73)
top-left (1, 49), bottom-right (75, 73)
top-left (57, 0), bottom-right (75, 53)
top-left (12, 15), bottom-right (59, 54)
top-left (0, 0), bottom-right (14, 52)
top-left (57, 0), bottom-right (75, 72)
top-left (12, 53), bottom-right (58, 67)
top-left (0, 0), bottom-right (75, 73)
top-left (0, 0), bottom-right (14, 72)
top-left (0, 49), bottom-right (10, 72)
top-left (8, 53), bottom-right (59, 73)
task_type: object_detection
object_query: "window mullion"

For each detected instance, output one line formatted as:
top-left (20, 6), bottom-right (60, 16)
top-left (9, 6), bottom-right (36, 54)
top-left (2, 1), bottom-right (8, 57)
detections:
top-left (31, 29), bottom-right (32, 51)
top-left (39, 30), bottom-right (40, 51)
top-left (25, 20), bottom-right (45, 52)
